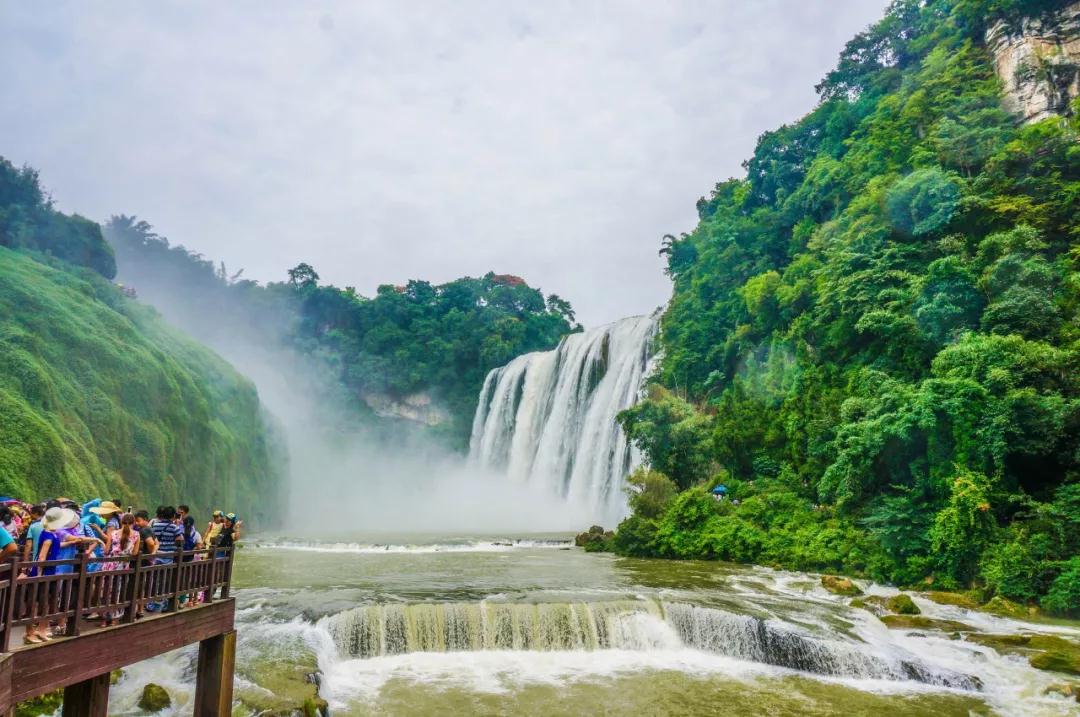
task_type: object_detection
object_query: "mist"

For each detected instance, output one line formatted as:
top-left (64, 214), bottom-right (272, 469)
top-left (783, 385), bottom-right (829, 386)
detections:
top-left (107, 234), bottom-right (601, 534)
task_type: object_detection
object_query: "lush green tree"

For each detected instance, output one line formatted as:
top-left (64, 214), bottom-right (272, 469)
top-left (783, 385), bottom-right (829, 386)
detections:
top-left (611, 0), bottom-right (1080, 611)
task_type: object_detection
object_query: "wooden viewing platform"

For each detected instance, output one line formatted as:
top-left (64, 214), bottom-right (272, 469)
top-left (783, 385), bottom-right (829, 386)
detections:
top-left (0, 547), bottom-right (237, 716)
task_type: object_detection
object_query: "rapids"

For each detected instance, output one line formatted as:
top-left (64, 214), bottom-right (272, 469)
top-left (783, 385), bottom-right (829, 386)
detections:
top-left (101, 534), bottom-right (1080, 716)
top-left (468, 312), bottom-right (661, 524)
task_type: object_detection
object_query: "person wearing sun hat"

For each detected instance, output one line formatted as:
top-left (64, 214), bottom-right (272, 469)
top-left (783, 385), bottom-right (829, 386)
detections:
top-left (206, 510), bottom-right (225, 544)
top-left (21, 506), bottom-right (74, 644)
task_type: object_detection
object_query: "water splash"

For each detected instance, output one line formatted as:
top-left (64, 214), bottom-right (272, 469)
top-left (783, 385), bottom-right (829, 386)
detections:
top-left (469, 311), bottom-right (661, 523)
top-left (319, 599), bottom-right (978, 691)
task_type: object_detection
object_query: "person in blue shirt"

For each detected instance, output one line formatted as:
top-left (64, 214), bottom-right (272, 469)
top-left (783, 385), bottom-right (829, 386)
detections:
top-left (0, 523), bottom-right (15, 560)
top-left (23, 502), bottom-right (49, 562)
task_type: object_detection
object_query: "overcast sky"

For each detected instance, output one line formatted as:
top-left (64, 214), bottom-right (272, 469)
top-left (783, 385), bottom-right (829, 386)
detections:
top-left (2, 1), bottom-right (884, 326)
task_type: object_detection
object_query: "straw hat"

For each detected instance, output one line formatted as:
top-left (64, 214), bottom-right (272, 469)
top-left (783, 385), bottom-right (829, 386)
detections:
top-left (90, 501), bottom-right (123, 516)
top-left (43, 507), bottom-right (77, 531)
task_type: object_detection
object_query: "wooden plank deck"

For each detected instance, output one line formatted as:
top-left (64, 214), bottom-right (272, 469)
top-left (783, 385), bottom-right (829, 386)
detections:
top-left (0, 549), bottom-right (237, 715)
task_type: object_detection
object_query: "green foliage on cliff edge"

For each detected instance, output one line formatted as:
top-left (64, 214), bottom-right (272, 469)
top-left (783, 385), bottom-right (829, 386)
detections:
top-left (105, 217), bottom-right (578, 447)
top-left (0, 246), bottom-right (283, 520)
top-left (615, 0), bottom-right (1080, 615)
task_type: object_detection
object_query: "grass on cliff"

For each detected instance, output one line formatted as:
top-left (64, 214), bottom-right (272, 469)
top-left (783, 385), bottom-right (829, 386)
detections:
top-left (0, 246), bottom-right (282, 520)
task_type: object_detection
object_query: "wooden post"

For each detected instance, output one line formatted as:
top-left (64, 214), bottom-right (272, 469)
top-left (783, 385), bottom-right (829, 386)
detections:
top-left (61, 672), bottom-right (110, 717)
top-left (123, 554), bottom-right (143, 625)
top-left (1, 556), bottom-right (17, 652)
top-left (66, 552), bottom-right (89, 637)
top-left (193, 630), bottom-right (235, 716)
top-left (221, 548), bottom-right (234, 600)
top-left (167, 554), bottom-right (182, 613)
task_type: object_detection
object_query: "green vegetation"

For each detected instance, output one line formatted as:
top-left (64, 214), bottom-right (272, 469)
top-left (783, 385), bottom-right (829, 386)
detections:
top-left (0, 158), bottom-right (115, 279)
top-left (611, 0), bottom-right (1080, 616)
top-left (0, 161), bottom-right (282, 521)
top-left (105, 217), bottom-right (577, 446)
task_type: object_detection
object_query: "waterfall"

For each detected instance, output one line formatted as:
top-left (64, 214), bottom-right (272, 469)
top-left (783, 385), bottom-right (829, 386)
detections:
top-left (320, 599), bottom-right (981, 691)
top-left (468, 311), bottom-right (661, 521)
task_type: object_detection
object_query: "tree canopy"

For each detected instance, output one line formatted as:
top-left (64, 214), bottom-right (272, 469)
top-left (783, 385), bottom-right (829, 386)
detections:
top-left (614, 0), bottom-right (1080, 615)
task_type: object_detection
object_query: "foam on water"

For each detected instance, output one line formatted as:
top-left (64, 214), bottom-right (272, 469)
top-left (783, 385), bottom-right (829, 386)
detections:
top-left (247, 538), bottom-right (573, 555)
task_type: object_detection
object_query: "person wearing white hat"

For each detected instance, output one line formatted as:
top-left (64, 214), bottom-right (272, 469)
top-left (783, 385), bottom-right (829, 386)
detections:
top-left (25, 507), bottom-right (102, 641)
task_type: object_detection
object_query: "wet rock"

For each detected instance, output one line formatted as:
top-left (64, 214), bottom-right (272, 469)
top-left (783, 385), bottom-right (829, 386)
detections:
top-left (575, 525), bottom-right (614, 551)
top-left (236, 653), bottom-right (325, 716)
top-left (137, 683), bottom-right (171, 712)
top-left (1030, 649), bottom-right (1080, 676)
top-left (968, 632), bottom-right (1080, 676)
top-left (880, 614), bottom-right (972, 632)
top-left (14, 689), bottom-right (62, 717)
top-left (981, 596), bottom-right (1038, 618)
top-left (821, 575), bottom-right (862, 596)
top-left (887, 594), bottom-right (921, 615)
top-left (303, 697), bottom-right (330, 716)
top-left (1043, 682), bottom-right (1079, 701)
top-left (923, 591), bottom-right (980, 610)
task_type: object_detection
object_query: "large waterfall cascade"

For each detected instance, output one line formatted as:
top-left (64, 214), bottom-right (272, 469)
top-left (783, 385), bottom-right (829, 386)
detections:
top-left (468, 311), bottom-right (662, 522)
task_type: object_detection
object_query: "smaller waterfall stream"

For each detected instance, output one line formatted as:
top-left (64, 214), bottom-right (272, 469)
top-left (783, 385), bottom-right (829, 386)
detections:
top-left (469, 311), bottom-right (661, 522)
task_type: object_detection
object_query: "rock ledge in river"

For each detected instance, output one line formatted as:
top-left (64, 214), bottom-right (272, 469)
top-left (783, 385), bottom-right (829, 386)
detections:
top-left (821, 575), bottom-right (862, 596)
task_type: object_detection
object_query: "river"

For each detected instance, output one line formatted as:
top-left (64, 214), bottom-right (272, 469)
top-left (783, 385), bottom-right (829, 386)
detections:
top-left (102, 533), bottom-right (1079, 716)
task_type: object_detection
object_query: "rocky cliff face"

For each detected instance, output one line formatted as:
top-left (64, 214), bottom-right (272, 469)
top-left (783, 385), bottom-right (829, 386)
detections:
top-left (987, 2), bottom-right (1080, 123)
top-left (360, 390), bottom-right (451, 426)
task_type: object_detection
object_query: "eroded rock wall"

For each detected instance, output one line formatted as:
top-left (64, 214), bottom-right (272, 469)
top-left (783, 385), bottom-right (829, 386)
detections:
top-left (987, 2), bottom-right (1080, 122)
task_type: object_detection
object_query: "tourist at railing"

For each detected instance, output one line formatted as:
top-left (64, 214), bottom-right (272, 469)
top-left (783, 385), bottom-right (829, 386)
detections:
top-left (2, 496), bottom-right (239, 648)
top-left (100, 512), bottom-right (141, 626)
top-left (150, 506), bottom-right (183, 564)
top-left (206, 510), bottom-right (224, 544)
top-left (0, 519), bottom-right (15, 561)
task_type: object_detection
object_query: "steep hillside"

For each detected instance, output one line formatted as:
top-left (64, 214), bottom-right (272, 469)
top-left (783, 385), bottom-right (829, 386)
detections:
top-left (613, 0), bottom-right (1080, 615)
top-left (0, 159), bottom-right (284, 521)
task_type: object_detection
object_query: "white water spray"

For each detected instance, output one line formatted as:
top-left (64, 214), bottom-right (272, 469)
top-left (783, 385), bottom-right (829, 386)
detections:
top-left (469, 311), bottom-right (661, 523)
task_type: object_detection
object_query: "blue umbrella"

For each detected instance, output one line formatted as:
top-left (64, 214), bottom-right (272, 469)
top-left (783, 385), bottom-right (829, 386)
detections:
top-left (711, 485), bottom-right (727, 495)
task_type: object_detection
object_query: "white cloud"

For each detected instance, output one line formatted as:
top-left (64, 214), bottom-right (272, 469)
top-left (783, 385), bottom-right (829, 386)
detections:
top-left (0, 0), bottom-right (885, 325)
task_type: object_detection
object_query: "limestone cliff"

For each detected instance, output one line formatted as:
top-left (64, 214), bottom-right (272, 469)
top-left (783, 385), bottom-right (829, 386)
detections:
top-left (987, 2), bottom-right (1080, 122)
top-left (360, 390), bottom-right (451, 427)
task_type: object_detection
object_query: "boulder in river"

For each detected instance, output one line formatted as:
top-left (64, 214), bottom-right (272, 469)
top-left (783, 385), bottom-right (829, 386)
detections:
top-left (887, 594), bottom-right (921, 615)
top-left (981, 595), bottom-right (1037, 618)
top-left (137, 683), bottom-right (171, 712)
top-left (967, 633), bottom-right (1080, 676)
top-left (821, 575), bottom-right (862, 596)
top-left (880, 614), bottom-right (971, 632)
top-left (575, 525), bottom-right (614, 551)
top-left (923, 591), bottom-right (980, 609)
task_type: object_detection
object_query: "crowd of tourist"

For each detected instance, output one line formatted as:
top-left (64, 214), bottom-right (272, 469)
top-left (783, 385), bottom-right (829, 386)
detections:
top-left (0, 497), bottom-right (241, 643)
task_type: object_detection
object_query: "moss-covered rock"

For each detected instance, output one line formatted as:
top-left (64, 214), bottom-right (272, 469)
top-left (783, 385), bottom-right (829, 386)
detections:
top-left (236, 652), bottom-right (324, 716)
top-left (821, 575), bottom-right (862, 596)
top-left (887, 594), bottom-right (921, 615)
top-left (1043, 683), bottom-right (1078, 701)
top-left (981, 596), bottom-right (1035, 618)
top-left (923, 591), bottom-right (980, 610)
top-left (879, 614), bottom-right (972, 632)
top-left (138, 683), bottom-right (171, 712)
top-left (15, 690), bottom-right (63, 717)
top-left (575, 526), bottom-right (614, 552)
top-left (967, 632), bottom-right (1080, 676)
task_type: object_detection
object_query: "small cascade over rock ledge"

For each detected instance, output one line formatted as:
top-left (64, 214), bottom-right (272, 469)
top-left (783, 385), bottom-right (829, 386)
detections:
top-left (320, 599), bottom-right (981, 691)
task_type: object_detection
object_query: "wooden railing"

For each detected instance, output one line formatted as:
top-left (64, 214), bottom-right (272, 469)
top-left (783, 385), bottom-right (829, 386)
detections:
top-left (0, 547), bottom-right (234, 652)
